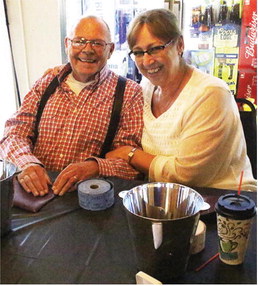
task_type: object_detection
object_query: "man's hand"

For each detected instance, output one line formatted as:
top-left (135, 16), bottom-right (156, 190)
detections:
top-left (17, 164), bottom-right (51, 196)
top-left (52, 161), bottom-right (99, 196)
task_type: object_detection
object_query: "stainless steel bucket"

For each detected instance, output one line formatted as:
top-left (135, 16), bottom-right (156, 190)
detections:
top-left (120, 182), bottom-right (207, 282)
top-left (0, 161), bottom-right (17, 236)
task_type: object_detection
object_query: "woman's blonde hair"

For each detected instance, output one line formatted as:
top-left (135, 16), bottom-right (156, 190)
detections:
top-left (127, 9), bottom-right (182, 49)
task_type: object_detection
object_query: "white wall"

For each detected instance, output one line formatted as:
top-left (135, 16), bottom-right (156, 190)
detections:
top-left (0, 0), bottom-right (17, 136)
top-left (6, 0), bottom-right (62, 100)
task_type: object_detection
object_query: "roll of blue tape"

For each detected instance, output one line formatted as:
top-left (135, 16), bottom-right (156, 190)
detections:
top-left (77, 179), bottom-right (114, 211)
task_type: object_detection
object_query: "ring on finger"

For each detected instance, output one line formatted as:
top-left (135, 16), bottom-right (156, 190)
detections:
top-left (22, 175), bottom-right (30, 181)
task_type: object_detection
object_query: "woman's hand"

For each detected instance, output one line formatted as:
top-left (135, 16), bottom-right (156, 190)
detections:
top-left (43, 64), bottom-right (65, 76)
top-left (105, 146), bottom-right (133, 162)
top-left (107, 146), bottom-right (154, 175)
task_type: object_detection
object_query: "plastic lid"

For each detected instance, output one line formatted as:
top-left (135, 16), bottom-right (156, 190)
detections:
top-left (215, 193), bottom-right (256, 220)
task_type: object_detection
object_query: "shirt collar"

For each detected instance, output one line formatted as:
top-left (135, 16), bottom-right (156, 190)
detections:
top-left (57, 63), bottom-right (110, 89)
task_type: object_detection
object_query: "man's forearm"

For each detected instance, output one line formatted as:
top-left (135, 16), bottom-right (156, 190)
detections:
top-left (0, 136), bottom-right (42, 169)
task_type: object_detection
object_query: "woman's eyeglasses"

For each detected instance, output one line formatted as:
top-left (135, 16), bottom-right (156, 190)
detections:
top-left (68, 38), bottom-right (112, 51)
top-left (129, 39), bottom-right (176, 61)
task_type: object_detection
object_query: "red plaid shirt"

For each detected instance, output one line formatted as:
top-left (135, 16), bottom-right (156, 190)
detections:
top-left (0, 64), bottom-right (144, 179)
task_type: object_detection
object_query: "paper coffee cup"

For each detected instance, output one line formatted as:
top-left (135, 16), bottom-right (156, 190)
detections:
top-left (215, 193), bottom-right (256, 265)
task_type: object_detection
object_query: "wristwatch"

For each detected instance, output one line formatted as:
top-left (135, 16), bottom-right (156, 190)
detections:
top-left (128, 147), bottom-right (137, 163)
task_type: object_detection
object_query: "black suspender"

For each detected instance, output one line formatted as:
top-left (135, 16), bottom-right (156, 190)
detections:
top-left (32, 73), bottom-right (126, 157)
top-left (99, 76), bottom-right (126, 158)
top-left (32, 69), bottom-right (71, 145)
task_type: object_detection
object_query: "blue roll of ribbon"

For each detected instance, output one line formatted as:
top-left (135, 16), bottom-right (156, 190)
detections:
top-left (77, 178), bottom-right (114, 211)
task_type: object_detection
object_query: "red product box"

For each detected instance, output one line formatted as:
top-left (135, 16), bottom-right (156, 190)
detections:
top-left (238, 0), bottom-right (257, 70)
top-left (237, 69), bottom-right (257, 104)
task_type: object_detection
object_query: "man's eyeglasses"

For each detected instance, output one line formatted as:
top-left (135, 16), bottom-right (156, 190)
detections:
top-left (68, 38), bottom-right (112, 51)
top-left (129, 39), bottom-right (176, 61)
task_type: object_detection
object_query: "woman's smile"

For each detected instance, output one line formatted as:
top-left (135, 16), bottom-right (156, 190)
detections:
top-left (146, 67), bottom-right (161, 74)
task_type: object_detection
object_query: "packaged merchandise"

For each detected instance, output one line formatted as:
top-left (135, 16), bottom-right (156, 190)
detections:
top-left (237, 69), bottom-right (257, 105)
top-left (213, 47), bottom-right (239, 95)
top-left (213, 23), bottom-right (241, 48)
top-left (238, 0), bottom-right (257, 70)
top-left (184, 49), bottom-right (214, 75)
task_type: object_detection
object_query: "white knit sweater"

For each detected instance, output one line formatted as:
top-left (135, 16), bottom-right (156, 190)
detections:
top-left (141, 68), bottom-right (256, 191)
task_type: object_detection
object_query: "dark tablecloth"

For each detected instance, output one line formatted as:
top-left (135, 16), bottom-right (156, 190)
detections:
top-left (1, 177), bottom-right (257, 284)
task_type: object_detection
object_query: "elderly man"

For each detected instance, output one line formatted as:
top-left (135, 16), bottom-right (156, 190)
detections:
top-left (0, 16), bottom-right (143, 196)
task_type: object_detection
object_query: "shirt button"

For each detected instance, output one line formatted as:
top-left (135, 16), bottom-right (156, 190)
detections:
top-left (60, 154), bottom-right (63, 158)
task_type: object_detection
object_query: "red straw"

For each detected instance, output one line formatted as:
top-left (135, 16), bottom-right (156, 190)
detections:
top-left (238, 170), bottom-right (244, 195)
top-left (195, 252), bottom-right (219, 272)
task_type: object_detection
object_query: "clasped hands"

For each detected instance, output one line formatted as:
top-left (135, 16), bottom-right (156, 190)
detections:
top-left (17, 161), bottom-right (99, 197)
